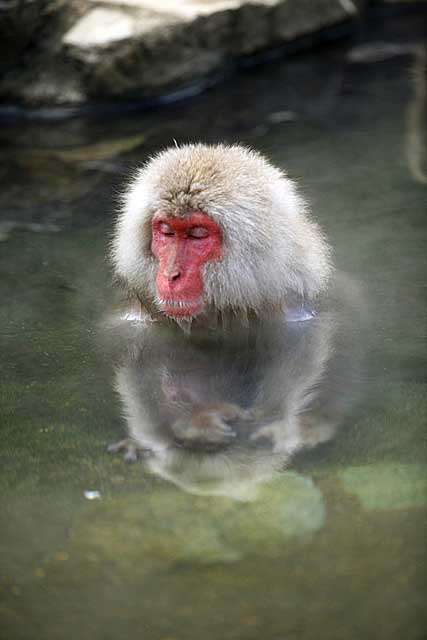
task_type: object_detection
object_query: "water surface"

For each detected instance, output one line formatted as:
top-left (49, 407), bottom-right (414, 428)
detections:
top-left (1, 13), bottom-right (426, 640)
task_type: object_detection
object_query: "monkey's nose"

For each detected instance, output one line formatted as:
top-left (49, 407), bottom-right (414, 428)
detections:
top-left (168, 270), bottom-right (180, 281)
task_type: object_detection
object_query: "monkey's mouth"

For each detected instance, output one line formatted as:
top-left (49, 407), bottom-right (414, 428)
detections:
top-left (158, 298), bottom-right (203, 317)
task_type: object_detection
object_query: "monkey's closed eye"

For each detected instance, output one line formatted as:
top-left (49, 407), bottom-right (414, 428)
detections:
top-left (188, 227), bottom-right (209, 239)
top-left (159, 223), bottom-right (174, 235)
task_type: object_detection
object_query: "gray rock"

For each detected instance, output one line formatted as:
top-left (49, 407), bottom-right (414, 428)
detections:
top-left (0, 0), bottom-right (363, 107)
top-left (0, 1), bottom-right (66, 74)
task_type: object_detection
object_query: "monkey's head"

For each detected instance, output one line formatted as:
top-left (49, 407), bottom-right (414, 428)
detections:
top-left (112, 144), bottom-right (332, 322)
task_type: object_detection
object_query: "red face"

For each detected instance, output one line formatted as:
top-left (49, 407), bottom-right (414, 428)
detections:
top-left (151, 211), bottom-right (222, 317)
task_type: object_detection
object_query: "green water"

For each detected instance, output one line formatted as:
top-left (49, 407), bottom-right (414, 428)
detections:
top-left (1, 20), bottom-right (426, 640)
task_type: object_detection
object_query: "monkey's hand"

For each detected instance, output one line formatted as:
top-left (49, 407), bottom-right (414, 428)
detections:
top-left (107, 438), bottom-right (151, 463)
top-left (171, 403), bottom-right (246, 446)
top-left (249, 421), bottom-right (294, 453)
top-left (250, 414), bottom-right (336, 454)
top-left (250, 415), bottom-right (314, 454)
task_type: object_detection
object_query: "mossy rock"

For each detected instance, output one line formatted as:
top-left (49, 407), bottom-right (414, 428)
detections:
top-left (338, 463), bottom-right (427, 511)
top-left (70, 472), bottom-right (325, 568)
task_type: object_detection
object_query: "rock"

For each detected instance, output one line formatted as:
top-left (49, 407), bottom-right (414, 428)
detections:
top-left (63, 5), bottom-right (175, 48)
top-left (0, 1), bottom-right (66, 74)
top-left (347, 41), bottom-right (419, 63)
top-left (0, 0), bottom-right (363, 107)
top-left (70, 471), bottom-right (325, 568)
top-left (0, 0), bottom-right (87, 105)
top-left (338, 463), bottom-right (427, 511)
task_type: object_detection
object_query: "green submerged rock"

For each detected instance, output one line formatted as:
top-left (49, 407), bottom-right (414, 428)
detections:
top-left (72, 471), bottom-right (325, 567)
top-left (338, 463), bottom-right (427, 511)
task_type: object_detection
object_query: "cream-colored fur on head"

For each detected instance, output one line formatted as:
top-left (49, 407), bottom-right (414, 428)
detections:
top-left (111, 143), bottom-right (332, 317)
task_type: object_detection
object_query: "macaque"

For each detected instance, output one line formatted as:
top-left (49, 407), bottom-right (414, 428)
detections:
top-left (108, 143), bottom-right (363, 493)
top-left (111, 143), bottom-right (332, 326)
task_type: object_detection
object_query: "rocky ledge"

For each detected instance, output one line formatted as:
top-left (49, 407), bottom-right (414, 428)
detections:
top-left (0, 0), bottom-right (366, 107)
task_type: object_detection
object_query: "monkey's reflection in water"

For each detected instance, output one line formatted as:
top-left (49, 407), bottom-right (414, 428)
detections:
top-left (109, 306), bottom-right (360, 500)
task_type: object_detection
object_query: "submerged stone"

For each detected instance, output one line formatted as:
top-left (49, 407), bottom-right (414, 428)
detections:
top-left (71, 471), bottom-right (325, 568)
top-left (339, 463), bottom-right (427, 511)
top-left (222, 472), bottom-right (325, 550)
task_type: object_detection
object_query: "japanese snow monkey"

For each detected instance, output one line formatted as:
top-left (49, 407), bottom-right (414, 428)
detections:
top-left (111, 143), bottom-right (333, 327)
top-left (108, 144), bottom-right (364, 488)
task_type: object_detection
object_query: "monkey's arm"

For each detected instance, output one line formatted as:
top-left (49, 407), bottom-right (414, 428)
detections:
top-left (250, 412), bottom-right (337, 454)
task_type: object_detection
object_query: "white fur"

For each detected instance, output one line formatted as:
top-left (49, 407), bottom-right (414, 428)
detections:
top-left (111, 143), bottom-right (332, 317)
